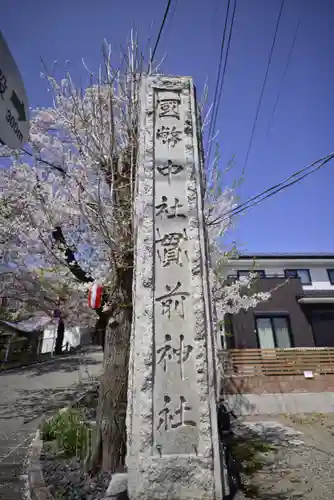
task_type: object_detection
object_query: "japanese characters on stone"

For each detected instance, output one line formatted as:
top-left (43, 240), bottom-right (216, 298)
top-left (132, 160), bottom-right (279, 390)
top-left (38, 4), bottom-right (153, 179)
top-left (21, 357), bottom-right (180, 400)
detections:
top-left (157, 92), bottom-right (181, 120)
top-left (157, 395), bottom-right (196, 432)
top-left (155, 228), bottom-right (188, 268)
top-left (128, 73), bottom-right (223, 500)
top-left (155, 281), bottom-right (190, 320)
top-left (155, 196), bottom-right (186, 219)
top-left (157, 333), bottom-right (193, 380)
top-left (153, 86), bottom-right (199, 456)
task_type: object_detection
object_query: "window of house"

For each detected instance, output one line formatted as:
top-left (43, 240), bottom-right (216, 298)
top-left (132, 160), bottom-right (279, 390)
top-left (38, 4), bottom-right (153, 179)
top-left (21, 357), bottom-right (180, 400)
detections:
top-left (237, 270), bottom-right (250, 278)
top-left (222, 313), bottom-right (235, 350)
top-left (327, 269), bottom-right (334, 285)
top-left (237, 270), bottom-right (266, 279)
top-left (284, 269), bottom-right (312, 285)
top-left (255, 315), bottom-right (292, 349)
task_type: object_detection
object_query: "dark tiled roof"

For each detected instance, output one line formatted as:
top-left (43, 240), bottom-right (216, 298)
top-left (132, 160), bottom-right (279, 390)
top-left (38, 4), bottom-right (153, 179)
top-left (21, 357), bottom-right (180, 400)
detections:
top-left (0, 316), bottom-right (52, 335)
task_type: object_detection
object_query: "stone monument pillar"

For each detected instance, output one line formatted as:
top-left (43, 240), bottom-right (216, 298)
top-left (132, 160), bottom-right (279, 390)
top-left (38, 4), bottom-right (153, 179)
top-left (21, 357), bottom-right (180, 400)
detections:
top-left (126, 75), bottom-right (222, 500)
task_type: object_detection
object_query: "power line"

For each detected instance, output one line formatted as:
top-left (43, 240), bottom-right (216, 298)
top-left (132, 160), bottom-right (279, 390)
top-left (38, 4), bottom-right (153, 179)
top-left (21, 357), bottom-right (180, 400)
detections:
top-left (207, 0), bottom-right (237, 165)
top-left (266, 14), bottom-right (302, 138)
top-left (229, 154), bottom-right (333, 220)
top-left (18, 146), bottom-right (334, 235)
top-left (242, 0), bottom-right (285, 174)
top-left (209, 152), bottom-right (334, 226)
top-left (161, 0), bottom-right (179, 46)
top-left (206, 0), bottom-right (232, 157)
top-left (150, 0), bottom-right (173, 69)
top-left (22, 148), bottom-right (67, 175)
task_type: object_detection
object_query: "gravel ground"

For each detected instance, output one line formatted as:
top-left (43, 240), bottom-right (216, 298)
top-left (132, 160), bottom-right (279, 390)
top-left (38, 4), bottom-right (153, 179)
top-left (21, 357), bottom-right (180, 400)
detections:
top-left (41, 401), bottom-right (334, 500)
top-left (41, 446), bottom-right (111, 500)
top-left (238, 414), bottom-right (334, 500)
top-left (40, 388), bottom-right (112, 500)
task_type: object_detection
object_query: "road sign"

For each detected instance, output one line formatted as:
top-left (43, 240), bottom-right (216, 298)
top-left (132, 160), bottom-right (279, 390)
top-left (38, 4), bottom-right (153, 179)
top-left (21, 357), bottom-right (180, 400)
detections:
top-left (0, 32), bottom-right (29, 149)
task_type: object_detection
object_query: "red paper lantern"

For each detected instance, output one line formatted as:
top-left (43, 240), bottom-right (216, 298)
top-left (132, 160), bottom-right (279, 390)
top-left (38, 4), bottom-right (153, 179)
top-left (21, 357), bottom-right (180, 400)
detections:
top-left (88, 284), bottom-right (103, 309)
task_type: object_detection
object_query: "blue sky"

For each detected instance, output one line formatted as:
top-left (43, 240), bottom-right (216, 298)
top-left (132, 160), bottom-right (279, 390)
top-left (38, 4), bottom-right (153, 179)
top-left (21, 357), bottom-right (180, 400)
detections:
top-left (2, 0), bottom-right (334, 254)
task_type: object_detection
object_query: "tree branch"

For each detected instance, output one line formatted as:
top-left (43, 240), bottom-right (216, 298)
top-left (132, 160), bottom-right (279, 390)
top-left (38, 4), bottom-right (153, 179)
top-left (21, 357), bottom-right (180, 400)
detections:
top-left (52, 226), bottom-right (93, 283)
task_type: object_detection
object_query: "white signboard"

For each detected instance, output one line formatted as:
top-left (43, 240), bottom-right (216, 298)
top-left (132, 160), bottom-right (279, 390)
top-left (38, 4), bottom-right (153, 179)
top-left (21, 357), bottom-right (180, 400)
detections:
top-left (0, 32), bottom-right (29, 148)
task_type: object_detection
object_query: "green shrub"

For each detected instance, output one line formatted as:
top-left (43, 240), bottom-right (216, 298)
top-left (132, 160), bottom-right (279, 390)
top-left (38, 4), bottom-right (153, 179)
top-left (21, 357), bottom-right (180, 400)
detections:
top-left (229, 435), bottom-right (278, 498)
top-left (41, 407), bottom-right (92, 457)
top-left (231, 436), bottom-right (276, 475)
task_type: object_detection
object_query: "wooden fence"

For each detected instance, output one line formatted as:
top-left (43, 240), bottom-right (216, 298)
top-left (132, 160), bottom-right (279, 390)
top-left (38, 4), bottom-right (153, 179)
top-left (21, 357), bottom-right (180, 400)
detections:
top-left (221, 348), bottom-right (334, 377)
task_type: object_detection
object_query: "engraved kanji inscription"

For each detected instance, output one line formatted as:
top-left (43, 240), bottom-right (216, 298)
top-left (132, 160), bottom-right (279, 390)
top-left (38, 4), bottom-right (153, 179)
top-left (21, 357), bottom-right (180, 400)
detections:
top-left (157, 160), bottom-right (184, 184)
top-left (156, 125), bottom-right (182, 148)
top-left (157, 395), bottom-right (196, 431)
top-left (158, 98), bottom-right (180, 120)
top-left (155, 281), bottom-right (190, 320)
top-left (157, 333), bottom-right (193, 379)
top-left (155, 196), bottom-right (187, 219)
top-left (156, 228), bottom-right (188, 267)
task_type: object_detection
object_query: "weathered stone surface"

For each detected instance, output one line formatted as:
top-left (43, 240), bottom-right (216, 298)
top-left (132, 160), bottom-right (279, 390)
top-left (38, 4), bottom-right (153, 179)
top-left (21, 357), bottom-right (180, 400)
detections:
top-left (126, 76), bottom-right (222, 500)
top-left (105, 473), bottom-right (128, 497)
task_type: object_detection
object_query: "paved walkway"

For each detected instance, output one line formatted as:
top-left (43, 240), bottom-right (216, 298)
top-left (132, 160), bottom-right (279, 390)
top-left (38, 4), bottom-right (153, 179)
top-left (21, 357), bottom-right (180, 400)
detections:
top-left (0, 346), bottom-right (103, 500)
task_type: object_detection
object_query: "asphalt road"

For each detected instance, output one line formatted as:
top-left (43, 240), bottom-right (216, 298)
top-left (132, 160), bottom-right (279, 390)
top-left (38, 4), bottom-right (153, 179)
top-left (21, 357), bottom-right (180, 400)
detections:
top-left (0, 346), bottom-right (103, 500)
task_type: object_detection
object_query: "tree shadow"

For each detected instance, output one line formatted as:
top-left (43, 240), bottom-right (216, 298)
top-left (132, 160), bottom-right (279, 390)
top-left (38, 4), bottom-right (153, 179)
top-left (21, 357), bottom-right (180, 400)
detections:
top-left (253, 491), bottom-right (303, 500)
top-left (0, 383), bottom-right (97, 423)
top-left (221, 372), bottom-right (256, 416)
top-left (0, 351), bottom-right (102, 378)
top-left (28, 353), bottom-right (102, 377)
top-left (223, 411), bottom-right (306, 500)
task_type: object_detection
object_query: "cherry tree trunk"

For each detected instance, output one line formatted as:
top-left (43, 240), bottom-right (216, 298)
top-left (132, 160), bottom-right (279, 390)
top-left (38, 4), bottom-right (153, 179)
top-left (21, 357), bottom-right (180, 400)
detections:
top-left (88, 148), bottom-right (135, 473)
top-left (54, 319), bottom-right (65, 355)
top-left (89, 267), bottom-right (133, 473)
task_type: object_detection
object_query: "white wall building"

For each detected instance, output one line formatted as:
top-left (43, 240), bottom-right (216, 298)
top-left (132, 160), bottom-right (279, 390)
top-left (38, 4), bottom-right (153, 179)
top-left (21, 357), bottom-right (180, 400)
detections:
top-left (223, 254), bottom-right (334, 291)
top-left (41, 321), bottom-right (91, 354)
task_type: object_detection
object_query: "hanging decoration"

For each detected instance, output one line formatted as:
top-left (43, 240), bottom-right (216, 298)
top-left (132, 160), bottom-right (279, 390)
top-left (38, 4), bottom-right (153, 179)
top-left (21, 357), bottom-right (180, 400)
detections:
top-left (88, 283), bottom-right (103, 309)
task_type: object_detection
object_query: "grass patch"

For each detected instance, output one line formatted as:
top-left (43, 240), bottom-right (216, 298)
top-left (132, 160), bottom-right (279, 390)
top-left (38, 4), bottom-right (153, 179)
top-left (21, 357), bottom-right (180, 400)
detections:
top-left (232, 435), bottom-right (276, 475)
top-left (230, 433), bottom-right (277, 498)
top-left (41, 407), bottom-right (92, 458)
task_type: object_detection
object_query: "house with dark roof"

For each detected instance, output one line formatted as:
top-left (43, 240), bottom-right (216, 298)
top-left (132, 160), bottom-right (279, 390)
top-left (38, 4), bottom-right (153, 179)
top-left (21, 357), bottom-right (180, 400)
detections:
top-left (222, 253), bottom-right (334, 350)
top-left (0, 314), bottom-right (93, 364)
top-left (0, 315), bottom-right (51, 363)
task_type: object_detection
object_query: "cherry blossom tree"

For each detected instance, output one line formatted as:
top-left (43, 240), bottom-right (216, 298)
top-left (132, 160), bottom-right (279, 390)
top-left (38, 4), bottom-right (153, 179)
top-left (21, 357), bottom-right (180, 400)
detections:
top-left (0, 35), bottom-right (270, 473)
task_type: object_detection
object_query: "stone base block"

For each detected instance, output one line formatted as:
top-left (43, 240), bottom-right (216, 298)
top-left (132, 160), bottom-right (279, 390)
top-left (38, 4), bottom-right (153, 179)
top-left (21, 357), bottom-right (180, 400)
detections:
top-left (127, 456), bottom-right (219, 500)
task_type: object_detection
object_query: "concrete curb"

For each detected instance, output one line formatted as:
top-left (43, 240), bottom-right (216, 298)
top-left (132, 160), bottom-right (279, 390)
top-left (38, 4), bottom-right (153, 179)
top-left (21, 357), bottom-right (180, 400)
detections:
top-left (26, 387), bottom-right (98, 500)
top-left (28, 430), bottom-right (53, 500)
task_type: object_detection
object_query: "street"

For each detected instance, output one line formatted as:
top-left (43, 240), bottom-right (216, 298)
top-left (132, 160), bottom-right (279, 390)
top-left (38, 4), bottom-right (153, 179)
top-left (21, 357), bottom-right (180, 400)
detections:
top-left (0, 346), bottom-right (103, 500)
